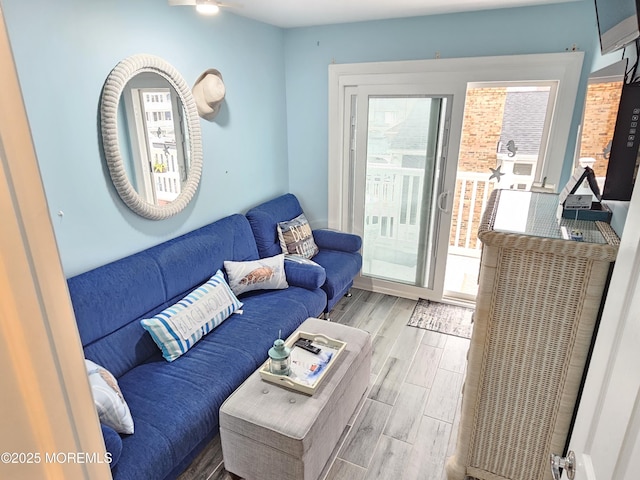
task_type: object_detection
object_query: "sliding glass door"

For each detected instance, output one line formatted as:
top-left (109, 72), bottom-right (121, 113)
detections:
top-left (329, 53), bottom-right (584, 303)
top-left (349, 86), bottom-right (452, 297)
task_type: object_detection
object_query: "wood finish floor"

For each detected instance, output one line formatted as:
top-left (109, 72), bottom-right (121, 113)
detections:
top-left (178, 289), bottom-right (470, 480)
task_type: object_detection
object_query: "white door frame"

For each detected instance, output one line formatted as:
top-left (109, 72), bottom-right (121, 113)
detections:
top-left (328, 52), bottom-right (584, 300)
top-left (566, 189), bottom-right (640, 479)
top-left (0, 6), bottom-right (110, 479)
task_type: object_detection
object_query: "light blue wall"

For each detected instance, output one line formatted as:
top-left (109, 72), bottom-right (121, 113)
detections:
top-left (2, 0), bottom-right (289, 277)
top-left (2, 0), bottom-right (613, 277)
top-left (283, 0), bottom-right (603, 225)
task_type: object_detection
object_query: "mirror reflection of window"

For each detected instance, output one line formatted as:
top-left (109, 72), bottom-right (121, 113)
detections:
top-left (575, 60), bottom-right (626, 192)
top-left (121, 73), bottom-right (189, 206)
top-left (496, 85), bottom-right (553, 191)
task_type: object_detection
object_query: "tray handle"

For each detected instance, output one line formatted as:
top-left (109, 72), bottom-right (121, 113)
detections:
top-left (308, 333), bottom-right (335, 345)
top-left (276, 376), bottom-right (297, 388)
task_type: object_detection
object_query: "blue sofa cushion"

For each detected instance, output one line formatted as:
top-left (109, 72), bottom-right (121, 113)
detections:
top-left (100, 424), bottom-right (122, 469)
top-left (68, 212), bottom-right (328, 480)
top-left (110, 286), bottom-right (325, 480)
top-left (246, 193), bottom-right (304, 258)
top-left (284, 257), bottom-right (326, 290)
top-left (68, 214), bottom-right (260, 378)
top-left (246, 194), bottom-right (363, 312)
top-left (313, 229), bottom-right (362, 253)
top-left (313, 249), bottom-right (362, 301)
top-left (111, 336), bottom-right (256, 480)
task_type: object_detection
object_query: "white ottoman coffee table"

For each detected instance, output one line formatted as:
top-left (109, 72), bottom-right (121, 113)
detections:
top-left (219, 317), bottom-right (372, 480)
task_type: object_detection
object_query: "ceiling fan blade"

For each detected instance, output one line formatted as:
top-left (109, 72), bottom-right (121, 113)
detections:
top-left (168, 0), bottom-right (196, 6)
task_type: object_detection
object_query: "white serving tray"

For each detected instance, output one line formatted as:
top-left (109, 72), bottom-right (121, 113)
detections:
top-left (259, 330), bottom-right (346, 395)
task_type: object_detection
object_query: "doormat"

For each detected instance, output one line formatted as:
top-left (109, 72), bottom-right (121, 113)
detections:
top-left (407, 299), bottom-right (474, 339)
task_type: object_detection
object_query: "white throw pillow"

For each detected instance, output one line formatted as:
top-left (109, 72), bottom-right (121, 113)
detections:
top-left (224, 254), bottom-right (288, 296)
top-left (85, 359), bottom-right (134, 434)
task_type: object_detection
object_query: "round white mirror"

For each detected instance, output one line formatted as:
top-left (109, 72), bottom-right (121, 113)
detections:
top-left (100, 54), bottom-right (203, 220)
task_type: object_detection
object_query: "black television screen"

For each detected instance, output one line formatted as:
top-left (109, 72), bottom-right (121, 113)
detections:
top-left (602, 82), bottom-right (640, 201)
top-left (595, 0), bottom-right (640, 55)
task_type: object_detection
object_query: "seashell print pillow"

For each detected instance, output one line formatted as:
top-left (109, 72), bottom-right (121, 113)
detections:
top-left (224, 253), bottom-right (288, 296)
top-left (85, 359), bottom-right (134, 434)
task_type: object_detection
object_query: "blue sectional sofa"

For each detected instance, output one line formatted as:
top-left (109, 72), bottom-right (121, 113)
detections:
top-left (246, 194), bottom-right (363, 313)
top-left (67, 212), bottom-right (342, 479)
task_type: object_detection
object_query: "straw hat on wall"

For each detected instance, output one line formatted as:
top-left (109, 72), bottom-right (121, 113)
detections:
top-left (192, 69), bottom-right (225, 121)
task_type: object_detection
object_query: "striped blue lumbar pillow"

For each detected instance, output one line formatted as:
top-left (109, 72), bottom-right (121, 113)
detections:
top-left (141, 269), bottom-right (243, 362)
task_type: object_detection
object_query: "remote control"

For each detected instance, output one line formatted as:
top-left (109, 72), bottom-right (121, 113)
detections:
top-left (294, 339), bottom-right (321, 354)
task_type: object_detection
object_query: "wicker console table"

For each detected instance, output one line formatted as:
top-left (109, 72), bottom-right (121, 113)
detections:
top-left (446, 190), bottom-right (619, 480)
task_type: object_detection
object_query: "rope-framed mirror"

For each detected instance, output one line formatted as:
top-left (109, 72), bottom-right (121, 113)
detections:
top-left (100, 54), bottom-right (203, 220)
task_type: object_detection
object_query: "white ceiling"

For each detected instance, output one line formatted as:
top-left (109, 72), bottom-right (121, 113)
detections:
top-left (217, 0), bottom-right (583, 28)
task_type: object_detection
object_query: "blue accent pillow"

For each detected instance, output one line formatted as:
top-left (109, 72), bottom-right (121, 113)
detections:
top-left (140, 270), bottom-right (243, 362)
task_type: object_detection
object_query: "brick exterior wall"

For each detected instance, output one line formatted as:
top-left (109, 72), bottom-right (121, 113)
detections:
top-left (458, 87), bottom-right (507, 173)
top-left (578, 81), bottom-right (623, 178)
top-left (450, 82), bottom-right (622, 251)
top-left (451, 88), bottom-right (505, 249)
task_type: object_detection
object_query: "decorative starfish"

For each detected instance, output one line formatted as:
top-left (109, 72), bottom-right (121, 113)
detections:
top-left (489, 165), bottom-right (505, 182)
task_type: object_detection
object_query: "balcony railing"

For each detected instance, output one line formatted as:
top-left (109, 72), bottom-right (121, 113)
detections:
top-left (364, 166), bottom-right (493, 262)
top-left (449, 171), bottom-right (494, 258)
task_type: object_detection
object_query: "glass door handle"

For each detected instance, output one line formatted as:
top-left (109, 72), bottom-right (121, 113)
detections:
top-left (437, 191), bottom-right (450, 214)
top-left (550, 451), bottom-right (576, 480)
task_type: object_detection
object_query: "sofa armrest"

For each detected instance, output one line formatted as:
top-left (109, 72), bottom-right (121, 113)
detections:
top-left (101, 423), bottom-right (122, 469)
top-left (284, 257), bottom-right (326, 290)
top-left (313, 229), bottom-right (362, 253)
